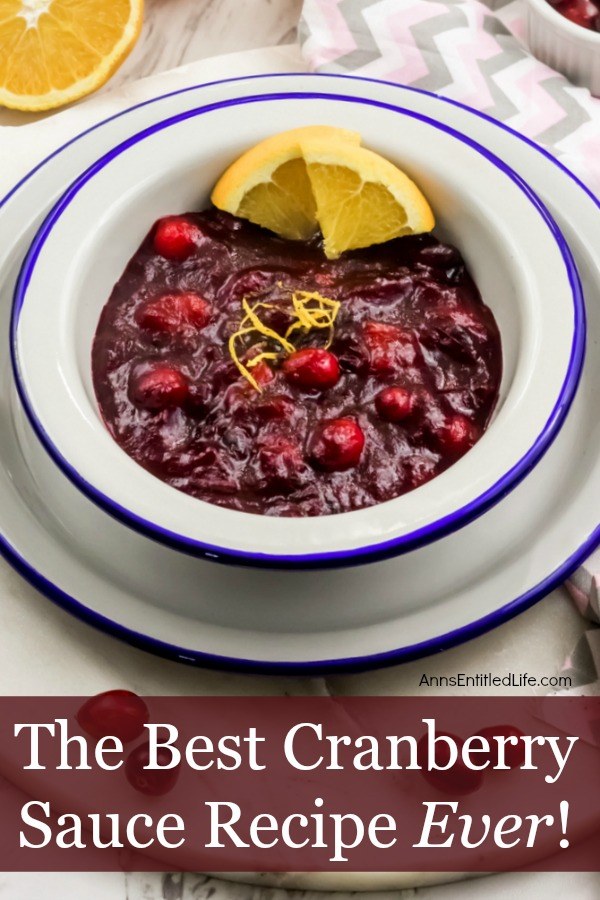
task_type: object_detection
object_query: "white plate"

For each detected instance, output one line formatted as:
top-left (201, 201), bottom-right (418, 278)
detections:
top-left (0, 74), bottom-right (599, 672)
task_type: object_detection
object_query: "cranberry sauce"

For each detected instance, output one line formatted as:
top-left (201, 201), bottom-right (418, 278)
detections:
top-left (92, 209), bottom-right (502, 517)
top-left (547, 0), bottom-right (600, 30)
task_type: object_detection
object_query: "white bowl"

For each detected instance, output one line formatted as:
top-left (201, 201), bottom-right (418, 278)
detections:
top-left (525, 0), bottom-right (600, 96)
top-left (12, 90), bottom-right (585, 568)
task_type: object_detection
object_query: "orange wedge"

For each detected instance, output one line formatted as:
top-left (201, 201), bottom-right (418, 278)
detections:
top-left (0, 0), bottom-right (144, 111)
top-left (211, 125), bottom-right (435, 258)
top-left (211, 126), bottom-right (361, 242)
top-left (302, 139), bottom-right (435, 259)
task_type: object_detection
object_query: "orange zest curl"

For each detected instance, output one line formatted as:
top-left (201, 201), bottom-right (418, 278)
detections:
top-left (229, 290), bottom-right (340, 392)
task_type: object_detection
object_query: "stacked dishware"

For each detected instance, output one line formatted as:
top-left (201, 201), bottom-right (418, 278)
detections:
top-left (2, 74), bottom-right (599, 672)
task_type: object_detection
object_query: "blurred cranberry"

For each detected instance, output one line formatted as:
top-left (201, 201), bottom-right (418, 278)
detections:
top-left (552, 0), bottom-right (599, 30)
top-left (153, 217), bottom-right (201, 260)
top-left (283, 348), bottom-right (341, 390)
top-left (126, 743), bottom-right (180, 796)
top-left (417, 732), bottom-right (484, 796)
top-left (255, 436), bottom-right (308, 490)
top-left (76, 691), bottom-right (148, 743)
top-left (250, 360), bottom-right (275, 388)
top-left (477, 725), bottom-right (526, 769)
top-left (137, 293), bottom-right (211, 333)
top-left (131, 366), bottom-right (189, 410)
top-left (255, 394), bottom-right (295, 422)
top-left (363, 321), bottom-right (416, 374)
top-left (376, 386), bottom-right (415, 422)
top-left (436, 414), bottom-right (478, 455)
top-left (310, 417), bottom-right (365, 471)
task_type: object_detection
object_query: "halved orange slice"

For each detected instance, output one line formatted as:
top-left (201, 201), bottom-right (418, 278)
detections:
top-left (211, 125), bottom-right (435, 258)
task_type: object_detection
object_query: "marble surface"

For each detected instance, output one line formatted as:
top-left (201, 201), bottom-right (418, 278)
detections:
top-left (0, 0), bottom-right (597, 897)
top-left (1, 870), bottom-right (597, 899)
top-left (0, 0), bottom-right (303, 127)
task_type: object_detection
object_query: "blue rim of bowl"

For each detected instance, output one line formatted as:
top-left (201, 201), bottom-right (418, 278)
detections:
top-left (9, 86), bottom-right (587, 570)
top-left (0, 73), bottom-right (598, 671)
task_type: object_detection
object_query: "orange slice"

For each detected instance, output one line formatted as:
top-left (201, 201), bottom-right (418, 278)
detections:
top-left (211, 125), bottom-right (361, 242)
top-left (302, 139), bottom-right (435, 259)
top-left (0, 0), bottom-right (144, 111)
top-left (211, 125), bottom-right (435, 258)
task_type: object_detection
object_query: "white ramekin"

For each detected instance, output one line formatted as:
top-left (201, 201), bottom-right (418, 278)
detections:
top-left (525, 0), bottom-right (600, 96)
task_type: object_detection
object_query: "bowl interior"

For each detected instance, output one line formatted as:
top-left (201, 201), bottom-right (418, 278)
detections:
top-left (14, 94), bottom-right (580, 561)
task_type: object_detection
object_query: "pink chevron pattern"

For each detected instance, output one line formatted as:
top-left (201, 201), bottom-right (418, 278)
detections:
top-left (299, 0), bottom-right (600, 193)
top-left (304, 0), bottom-right (357, 67)
top-left (513, 64), bottom-right (573, 133)
top-left (381, 2), bottom-right (446, 84)
top-left (440, 5), bottom-right (503, 110)
top-left (580, 132), bottom-right (600, 173)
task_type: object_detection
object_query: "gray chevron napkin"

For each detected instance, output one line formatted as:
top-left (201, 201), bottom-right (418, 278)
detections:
top-left (299, 0), bottom-right (600, 689)
top-left (299, 0), bottom-right (600, 191)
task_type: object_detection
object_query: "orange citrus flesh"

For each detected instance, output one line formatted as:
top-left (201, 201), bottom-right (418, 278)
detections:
top-left (211, 125), bottom-right (435, 258)
top-left (0, 0), bottom-right (144, 111)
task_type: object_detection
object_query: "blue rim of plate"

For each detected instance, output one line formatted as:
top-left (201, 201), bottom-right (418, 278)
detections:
top-left (0, 72), bottom-right (597, 674)
top-left (10, 87), bottom-right (586, 570)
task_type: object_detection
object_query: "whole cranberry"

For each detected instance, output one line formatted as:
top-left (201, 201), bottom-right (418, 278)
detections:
top-left (153, 217), bottom-right (201, 260)
top-left (477, 725), bottom-right (526, 769)
top-left (136, 292), bottom-right (211, 333)
top-left (310, 417), bottom-right (365, 471)
top-left (131, 366), bottom-right (189, 410)
top-left (376, 386), bottom-right (415, 422)
top-left (76, 691), bottom-right (149, 743)
top-left (436, 414), bottom-right (478, 455)
top-left (283, 348), bottom-right (341, 390)
top-left (125, 743), bottom-right (180, 796)
top-left (417, 732), bottom-right (484, 796)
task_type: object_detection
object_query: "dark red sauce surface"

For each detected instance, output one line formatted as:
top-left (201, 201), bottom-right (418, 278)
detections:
top-left (547, 0), bottom-right (600, 30)
top-left (92, 209), bottom-right (502, 517)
